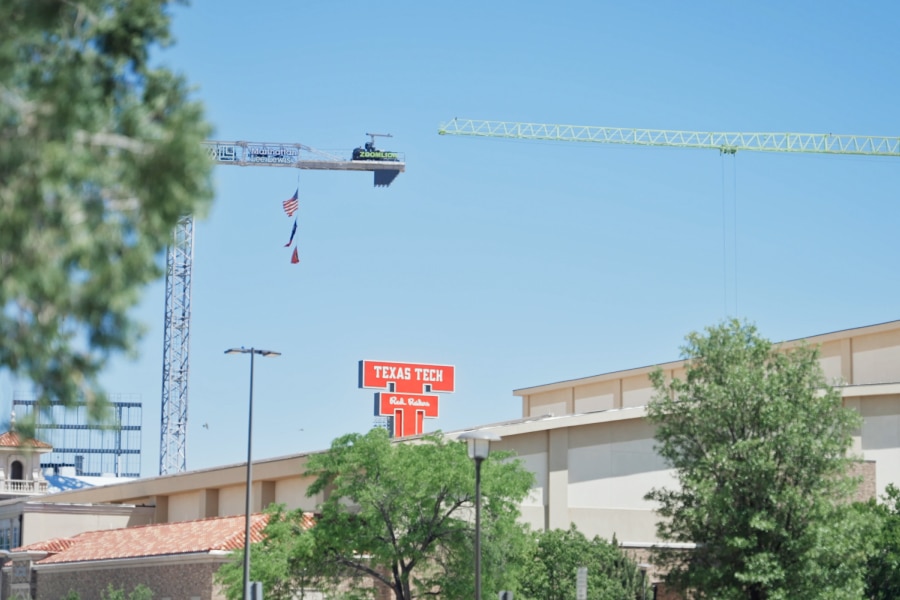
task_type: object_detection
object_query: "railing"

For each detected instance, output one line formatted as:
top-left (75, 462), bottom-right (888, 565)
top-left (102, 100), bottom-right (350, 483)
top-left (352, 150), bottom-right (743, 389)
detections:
top-left (0, 479), bottom-right (49, 495)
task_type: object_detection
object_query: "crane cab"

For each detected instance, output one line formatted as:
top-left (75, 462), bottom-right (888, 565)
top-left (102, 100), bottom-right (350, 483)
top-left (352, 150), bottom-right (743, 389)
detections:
top-left (352, 133), bottom-right (400, 162)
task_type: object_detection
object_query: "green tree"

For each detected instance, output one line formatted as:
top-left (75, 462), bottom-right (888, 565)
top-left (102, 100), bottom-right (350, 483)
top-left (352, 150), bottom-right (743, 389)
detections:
top-left (218, 428), bottom-right (534, 600)
top-left (645, 320), bottom-right (872, 600)
top-left (434, 487), bottom-right (533, 600)
top-left (100, 583), bottom-right (154, 600)
top-left (518, 524), bottom-right (646, 600)
top-left (215, 504), bottom-right (319, 600)
top-left (862, 484), bottom-right (900, 599)
top-left (307, 429), bottom-right (534, 600)
top-left (0, 1), bottom-right (213, 421)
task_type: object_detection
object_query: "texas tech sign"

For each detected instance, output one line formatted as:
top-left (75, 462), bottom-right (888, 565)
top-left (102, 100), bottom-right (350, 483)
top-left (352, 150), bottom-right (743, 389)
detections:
top-left (359, 360), bottom-right (455, 438)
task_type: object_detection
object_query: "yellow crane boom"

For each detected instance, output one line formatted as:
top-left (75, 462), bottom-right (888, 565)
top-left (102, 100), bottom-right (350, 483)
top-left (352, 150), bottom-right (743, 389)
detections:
top-left (438, 118), bottom-right (900, 157)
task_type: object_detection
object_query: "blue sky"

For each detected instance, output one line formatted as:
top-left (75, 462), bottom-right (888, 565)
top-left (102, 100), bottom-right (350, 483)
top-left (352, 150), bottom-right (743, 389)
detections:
top-left (13, 1), bottom-right (900, 476)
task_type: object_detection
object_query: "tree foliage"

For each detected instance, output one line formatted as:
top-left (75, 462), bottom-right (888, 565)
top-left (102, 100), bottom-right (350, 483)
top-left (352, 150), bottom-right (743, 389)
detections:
top-left (305, 429), bottom-right (534, 600)
top-left (215, 505), bottom-right (318, 600)
top-left (0, 1), bottom-right (213, 419)
top-left (645, 320), bottom-right (871, 600)
top-left (100, 583), bottom-right (154, 600)
top-left (433, 488), bottom-right (533, 600)
top-left (217, 428), bottom-right (534, 600)
top-left (861, 484), bottom-right (900, 599)
top-left (518, 524), bottom-right (646, 600)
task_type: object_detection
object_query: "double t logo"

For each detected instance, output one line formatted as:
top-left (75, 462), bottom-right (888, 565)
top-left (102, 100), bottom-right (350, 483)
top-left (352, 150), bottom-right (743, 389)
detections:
top-left (359, 360), bottom-right (456, 437)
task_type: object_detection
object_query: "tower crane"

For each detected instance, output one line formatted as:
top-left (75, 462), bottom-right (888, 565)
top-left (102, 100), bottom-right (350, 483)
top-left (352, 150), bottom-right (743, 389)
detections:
top-left (366, 132), bottom-right (393, 146)
top-left (438, 118), bottom-right (900, 156)
top-left (436, 117), bottom-right (899, 360)
top-left (436, 118), bottom-right (899, 294)
top-left (159, 138), bottom-right (405, 475)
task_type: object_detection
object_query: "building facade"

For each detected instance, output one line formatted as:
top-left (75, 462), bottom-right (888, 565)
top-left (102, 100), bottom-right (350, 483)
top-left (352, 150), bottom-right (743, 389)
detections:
top-left (0, 320), bottom-right (897, 598)
top-left (508, 319), bottom-right (899, 542)
top-left (13, 396), bottom-right (142, 478)
top-left (2, 513), bottom-right (272, 600)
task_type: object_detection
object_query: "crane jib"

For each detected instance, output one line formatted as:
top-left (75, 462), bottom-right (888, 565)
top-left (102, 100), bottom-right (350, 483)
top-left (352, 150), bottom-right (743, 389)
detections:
top-left (203, 141), bottom-right (406, 168)
top-left (438, 119), bottom-right (900, 157)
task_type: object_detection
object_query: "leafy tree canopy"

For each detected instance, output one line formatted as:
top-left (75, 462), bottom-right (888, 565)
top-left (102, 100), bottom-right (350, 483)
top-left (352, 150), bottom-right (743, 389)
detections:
top-left (518, 524), bottom-right (646, 600)
top-left (0, 0), bottom-right (213, 421)
top-left (306, 429), bottom-right (534, 600)
top-left (99, 583), bottom-right (154, 600)
top-left (215, 505), bottom-right (318, 600)
top-left (646, 320), bottom-right (873, 600)
top-left (861, 484), bottom-right (900, 599)
top-left (217, 428), bottom-right (535, 600)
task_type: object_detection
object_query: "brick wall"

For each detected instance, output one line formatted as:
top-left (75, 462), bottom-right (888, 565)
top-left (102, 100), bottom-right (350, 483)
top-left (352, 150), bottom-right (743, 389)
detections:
top-left (33, 559), bottom-right (230, 600)
top-left (852, 460), bottom-right (877, 502)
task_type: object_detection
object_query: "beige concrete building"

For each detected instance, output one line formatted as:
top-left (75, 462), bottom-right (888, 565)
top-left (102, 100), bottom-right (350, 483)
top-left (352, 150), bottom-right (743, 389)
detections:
top-left (1, 320), bottom-right (898, 598)
top-left (507, 319), bottom-right (900, 544)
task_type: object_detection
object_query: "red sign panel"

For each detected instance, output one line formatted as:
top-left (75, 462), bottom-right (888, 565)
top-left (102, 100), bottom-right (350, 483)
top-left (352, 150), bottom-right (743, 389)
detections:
top-left (378, 393), bottom-right (440, 417)
top-left (360, 360), bottom-right (455, 438)
top-left (359, 360), bottom-right (455, 394)
top-left (377, 393), bottom-right (440, 437)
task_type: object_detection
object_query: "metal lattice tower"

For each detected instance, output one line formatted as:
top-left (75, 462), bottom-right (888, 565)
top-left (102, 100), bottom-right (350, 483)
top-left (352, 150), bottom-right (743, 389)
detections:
top-left (158, 139), bottom-right (405, 475)
top-left (160, 215), bottom-right (194, 475)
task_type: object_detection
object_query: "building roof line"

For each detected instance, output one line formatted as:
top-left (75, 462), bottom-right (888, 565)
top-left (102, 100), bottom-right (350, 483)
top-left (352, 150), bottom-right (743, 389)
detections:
top-left (514, 320), bottom-right (900, 396)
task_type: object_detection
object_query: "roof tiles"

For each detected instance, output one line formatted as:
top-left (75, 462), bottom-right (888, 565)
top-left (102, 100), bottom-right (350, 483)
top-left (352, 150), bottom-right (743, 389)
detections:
top-left (0, 431), bottom-right (52, 449)
top-left (13, 512), bottom-right (313, 565)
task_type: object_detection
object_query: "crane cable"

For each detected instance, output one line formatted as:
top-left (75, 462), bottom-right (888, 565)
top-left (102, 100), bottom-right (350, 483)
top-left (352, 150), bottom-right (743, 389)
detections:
top-left (733, 154), bottom-right (738, 317)
top-left (720, 152), bottom-right (738, 316)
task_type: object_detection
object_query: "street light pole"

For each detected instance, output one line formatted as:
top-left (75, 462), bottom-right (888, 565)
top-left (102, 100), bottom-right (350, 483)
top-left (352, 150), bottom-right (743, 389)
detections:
top-left (225, 347), bottom-right (281, 600)
top-left (458, 430), bottom-right (501, 600)
top-left (638, 563), bottom-right (651, 600)
top-left (474, 454), bottom-right (485, 600)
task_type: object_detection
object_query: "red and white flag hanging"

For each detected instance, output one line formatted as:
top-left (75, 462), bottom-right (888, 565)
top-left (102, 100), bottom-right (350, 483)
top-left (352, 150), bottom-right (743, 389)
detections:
top-left (281, 186), bottom-right (301, 264)
top-left (282, 189), bottom-right (299, 217)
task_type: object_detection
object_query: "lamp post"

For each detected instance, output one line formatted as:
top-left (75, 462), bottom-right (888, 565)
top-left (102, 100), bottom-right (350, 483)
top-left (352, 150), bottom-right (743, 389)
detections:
top-left (458, 430), bottom-right (501, 600)
top-left (225, 347), bottom-right (281, 600)
top-left (638, 563), bottom-right (651, 600)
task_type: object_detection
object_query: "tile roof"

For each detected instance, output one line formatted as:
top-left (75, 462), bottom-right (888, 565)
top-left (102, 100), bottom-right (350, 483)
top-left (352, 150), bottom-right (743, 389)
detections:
top-left (0, 431), bottom-right (52, 449)
top-left (19, 538), bottom-right (78, 554)
top-left (14, 512), bottom-right (313, 565)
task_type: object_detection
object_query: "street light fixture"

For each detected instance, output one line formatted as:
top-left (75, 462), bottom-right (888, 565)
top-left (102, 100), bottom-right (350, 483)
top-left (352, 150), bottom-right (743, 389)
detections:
top-left (638, 563), bottom-right (651, 600)
top-left (225, 347), bottom-right (281, 600)
top-left (458, 430), bottom-right (501, 600)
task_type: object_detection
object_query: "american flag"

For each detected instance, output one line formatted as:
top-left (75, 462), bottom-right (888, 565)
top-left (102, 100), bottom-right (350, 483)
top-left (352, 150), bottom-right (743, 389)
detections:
top-left (282, 189), bottom-right (299, 217)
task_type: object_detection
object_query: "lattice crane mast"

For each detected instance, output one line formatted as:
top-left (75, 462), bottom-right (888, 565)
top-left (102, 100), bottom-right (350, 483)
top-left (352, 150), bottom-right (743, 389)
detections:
top-left (159, 137), bottom-right (405, 475)
top-left (438, 118), bottom-right (900, 157)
